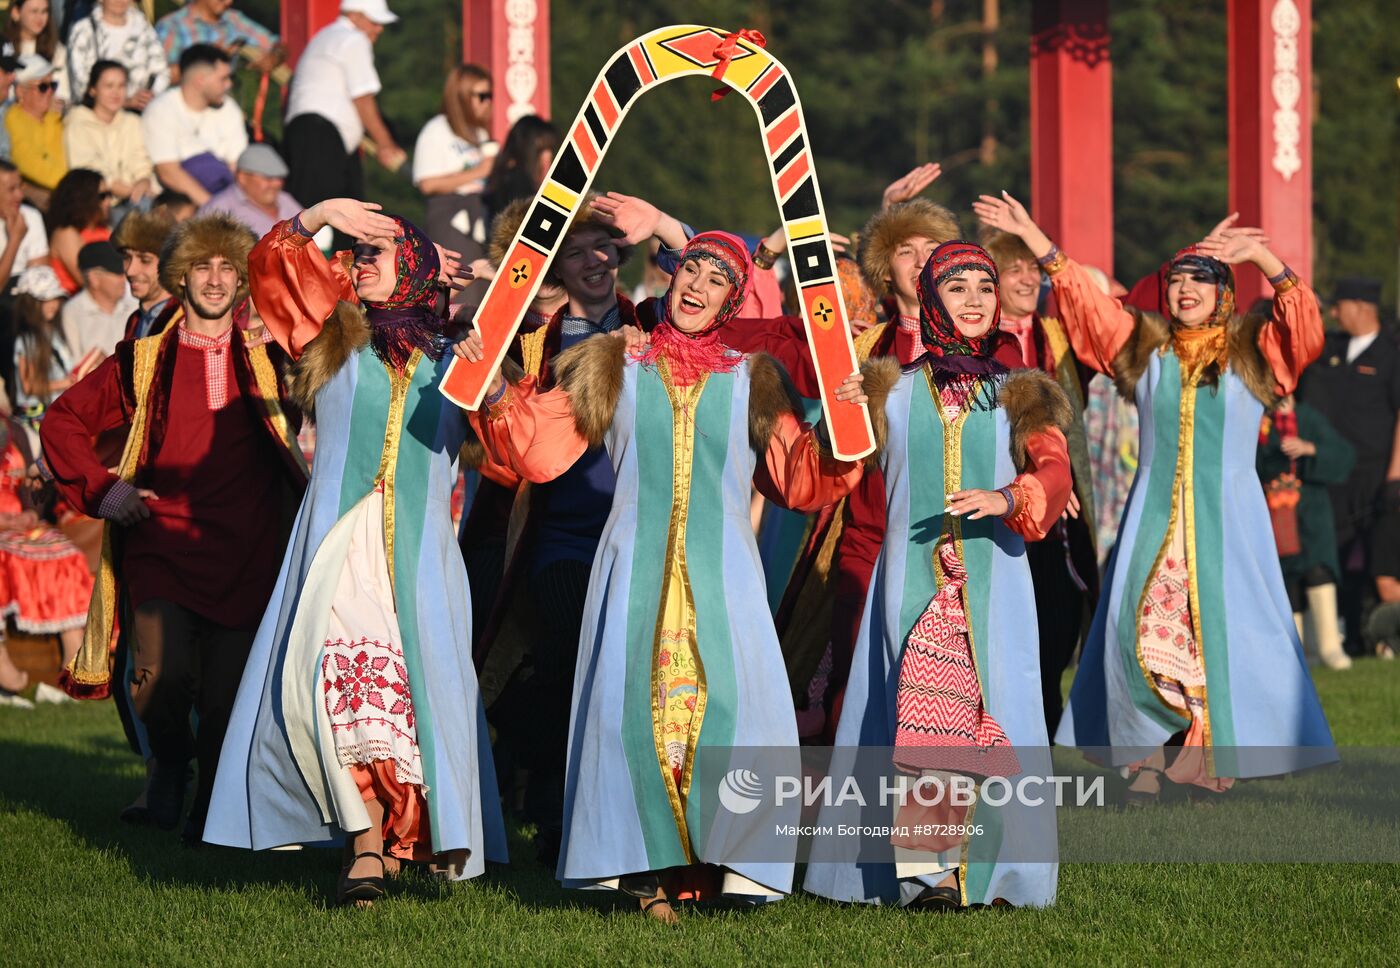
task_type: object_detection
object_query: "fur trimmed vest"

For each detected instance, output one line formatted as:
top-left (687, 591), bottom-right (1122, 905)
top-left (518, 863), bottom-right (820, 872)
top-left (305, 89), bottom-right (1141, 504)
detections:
top-left (550, 335), bottom-right (802, 452)
top-left (861, 357), bottom-right (1072, 471)
top-left (1111, 308), bottom-right (1278, 407)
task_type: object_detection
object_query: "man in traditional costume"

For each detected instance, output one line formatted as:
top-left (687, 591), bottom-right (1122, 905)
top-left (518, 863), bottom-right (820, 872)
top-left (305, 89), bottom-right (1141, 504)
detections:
top-left (41, 214), bottom-right (309, 840)
top-left (461, 198), bottom-right (647, 865)
top-left (204, 199), bottom-right (506, 907)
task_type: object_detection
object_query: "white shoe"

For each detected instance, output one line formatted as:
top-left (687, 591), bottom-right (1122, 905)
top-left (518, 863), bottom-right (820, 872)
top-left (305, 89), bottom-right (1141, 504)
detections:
top-left (34, 682), bottom-right (73, 704)
top-left (0, 691), bottom-right (35, 709)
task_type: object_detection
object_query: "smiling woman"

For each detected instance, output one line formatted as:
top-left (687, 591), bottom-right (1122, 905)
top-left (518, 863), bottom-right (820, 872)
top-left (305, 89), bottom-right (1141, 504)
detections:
top-left (203, 198), bottom-right (507, 907)
top-left (974, 191), bottom-right (1338, 806)
top-left (461, 229), bottom-right (865, 921)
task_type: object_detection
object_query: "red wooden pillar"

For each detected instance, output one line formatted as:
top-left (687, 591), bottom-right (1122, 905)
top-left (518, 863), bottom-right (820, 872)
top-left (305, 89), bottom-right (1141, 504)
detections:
top-left (1228, 0), bottom-right (1311, 307)
top-left (1029, 0), bottom-right (1114, 278)
top-left (280, 0), bottom-right (340, 67)
top-left (464, 0), bottom-right (552, 135)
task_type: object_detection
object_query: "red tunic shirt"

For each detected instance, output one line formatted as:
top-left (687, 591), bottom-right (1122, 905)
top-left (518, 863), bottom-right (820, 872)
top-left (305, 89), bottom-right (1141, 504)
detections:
top-left (118, 329), bottom-right (283, 628)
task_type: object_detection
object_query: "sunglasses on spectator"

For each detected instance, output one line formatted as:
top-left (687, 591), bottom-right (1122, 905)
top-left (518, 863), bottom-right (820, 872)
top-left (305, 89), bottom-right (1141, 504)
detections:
top-left (32, 81), bottom-right (57, 93)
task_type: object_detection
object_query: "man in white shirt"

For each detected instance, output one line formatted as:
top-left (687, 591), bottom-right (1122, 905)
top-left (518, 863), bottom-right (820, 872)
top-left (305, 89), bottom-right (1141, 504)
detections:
top-left (283, 0), bottom-right (403, 248)
top-left (141, 44), bottom-right (247, 206)
top-left (0, 160), bottom-right (49, 283)
top-left (61, 241), bottom-right (138, 360)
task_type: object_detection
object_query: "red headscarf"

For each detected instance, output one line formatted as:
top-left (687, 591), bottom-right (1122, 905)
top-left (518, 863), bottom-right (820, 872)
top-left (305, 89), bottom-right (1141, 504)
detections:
top-left (636, 230), bottom-right (752, 387)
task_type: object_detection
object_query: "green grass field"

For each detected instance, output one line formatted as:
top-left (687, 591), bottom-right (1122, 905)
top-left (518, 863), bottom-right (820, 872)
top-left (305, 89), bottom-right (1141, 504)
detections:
top-left (2, 662), bottom-right (1398, 966)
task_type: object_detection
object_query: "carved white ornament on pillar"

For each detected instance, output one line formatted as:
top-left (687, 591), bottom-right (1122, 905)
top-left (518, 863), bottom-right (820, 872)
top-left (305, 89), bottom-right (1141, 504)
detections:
top-left (1270, 0), bottom-right (1301, 181)
top-left (505, 0), bottom-right (539, 124)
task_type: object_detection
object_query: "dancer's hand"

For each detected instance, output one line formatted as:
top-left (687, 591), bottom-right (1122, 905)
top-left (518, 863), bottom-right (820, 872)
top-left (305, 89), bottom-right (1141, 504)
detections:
top-left (452, 329), bottom-right (486, 363)
top-left (592, 191), bottom-right (690, 249)
top-left (1195, 223), bottom-right (1284, 277)
top-left (111, 488), bottom-right (158, 526)
top-left (614, 324), bottom-right (650, 354)
top-left (945, 488), bottom-right (1009, 520)
top-left (434, 244), bottom-right (474, 290)
top-left (1280, 436), bottom-right (1317, 459)
top-left (469, 258), bottom-right (495, 283)
top-left (972, 191), bottom-right (1054, 260)
top-left (302, 199), bottom-right (400, 241)
top-left (835, 370), bottom-right (867, 405)
top-left (1063, 488), bottom-right (1081, 521)
top-left (882, 163), bottom-right (942, 209)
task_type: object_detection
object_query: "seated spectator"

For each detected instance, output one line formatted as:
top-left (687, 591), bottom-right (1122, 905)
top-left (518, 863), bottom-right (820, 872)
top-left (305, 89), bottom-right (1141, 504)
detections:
top-left (112, 208), bottom-right (177, 339)
top-left (1366, 509), bottom-right (1400, 660)
top-left (5, 55), bottom-right (67, 205)
top-left (60, 240), bottom-right (134, 359)
top-left (150, 190), bottom-right (197, 223)
top-left (65, 0), bottom-right (170, 113)
top-left (46, 168), bottom-right (113, 295)
top-left (157, 0), bottom-right (282, 78)
top-left (198, 143), bottom-right (304, 239)
top-left (10, 266), bottom-right (87, 450)
top-left (141, 44), bottom-right (246, 206)
top-left (0, 160), bottom-right (50, 283)
top-left (482, 114), bottom-right (559, 224)
top-left (414, 63), bottom-right (498, 265)
top-left (63, 60), bottom-right (156, 213)
top-left (2, 0), bottom-right (69, 105)
top-left (0, 53), bottom-right (18, 159)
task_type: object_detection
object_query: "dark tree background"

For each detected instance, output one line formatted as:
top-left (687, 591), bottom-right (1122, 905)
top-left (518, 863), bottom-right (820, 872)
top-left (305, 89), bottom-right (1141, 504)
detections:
top-left (228, 0), bottom-right (1398, 308)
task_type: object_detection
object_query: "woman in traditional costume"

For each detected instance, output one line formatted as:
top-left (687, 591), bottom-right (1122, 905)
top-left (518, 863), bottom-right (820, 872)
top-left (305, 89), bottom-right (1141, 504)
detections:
top-left (975, 193), bottom-right (1337, 802)
top-left (460, 231), bottom-right (865, 921)
top-left (204, 199), bottom-right (506, 905)
top-left (804, 241), bottom-right (1072, 910)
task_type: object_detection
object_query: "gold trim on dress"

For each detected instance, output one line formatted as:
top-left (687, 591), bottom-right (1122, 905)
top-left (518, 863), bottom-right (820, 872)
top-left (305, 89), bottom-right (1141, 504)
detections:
top-left (373, 350), bottom-right (423, 598)
top-left (648, 358), bottom-right (711, 861)
top-left (246, 340), bottom-right (310, 477)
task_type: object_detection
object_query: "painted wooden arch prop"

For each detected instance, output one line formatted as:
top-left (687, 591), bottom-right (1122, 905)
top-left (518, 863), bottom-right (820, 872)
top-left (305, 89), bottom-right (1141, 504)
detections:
top-left (439, 24), bottom-right (875, 461)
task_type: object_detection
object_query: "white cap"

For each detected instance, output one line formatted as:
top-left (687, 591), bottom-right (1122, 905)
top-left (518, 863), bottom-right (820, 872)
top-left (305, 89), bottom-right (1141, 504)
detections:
top-left (15, 54), bottom-right (55, 85)
top-left (340, 0), bottom-right (398, 25)
top-left (15, 266), bottom-right (67, 301)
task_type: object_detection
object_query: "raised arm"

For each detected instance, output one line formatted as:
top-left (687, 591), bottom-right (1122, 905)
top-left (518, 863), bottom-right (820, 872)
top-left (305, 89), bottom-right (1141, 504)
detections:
top-left (1192, 226), bottom-right (1322, 395)
top-left (251, 200), bottom-right (400, 360)
top-left (974, 191), bottom-right (1135, 374)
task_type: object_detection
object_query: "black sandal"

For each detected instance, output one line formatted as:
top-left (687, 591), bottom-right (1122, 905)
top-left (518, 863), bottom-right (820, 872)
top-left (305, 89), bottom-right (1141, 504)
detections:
top-left (337, 852), bottom-right (387, 906)
top-left (1124, 767), bottom-right (1163, 807)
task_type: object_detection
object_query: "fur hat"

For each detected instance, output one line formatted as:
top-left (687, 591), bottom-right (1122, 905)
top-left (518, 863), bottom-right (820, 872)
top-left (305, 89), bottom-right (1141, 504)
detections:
top-left (487, 195), bottom-right (631, 277)
top-left (981, 228), bottom-right (1039, 274)
top-left (859, 199), bottom-right (960, 297)
top-left (159, 213), bottom-right (257, 302)
top-left (112, 209), bottom-right (176, 257)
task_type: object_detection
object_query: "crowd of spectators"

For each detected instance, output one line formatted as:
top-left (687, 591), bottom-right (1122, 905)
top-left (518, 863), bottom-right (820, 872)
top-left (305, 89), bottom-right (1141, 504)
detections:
top-left (0, 0), bottom-right (567, 705)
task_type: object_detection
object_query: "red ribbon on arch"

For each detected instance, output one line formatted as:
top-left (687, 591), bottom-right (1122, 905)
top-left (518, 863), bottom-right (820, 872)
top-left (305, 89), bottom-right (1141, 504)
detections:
top-left (710, 28), bottom-right (767, 102)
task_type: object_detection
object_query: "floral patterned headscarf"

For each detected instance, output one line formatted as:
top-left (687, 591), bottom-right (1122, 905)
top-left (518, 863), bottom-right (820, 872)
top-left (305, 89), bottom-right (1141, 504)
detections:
top-left (910, 242), bottom-right (1010, 408)
top-left (1167, 246), bottom-right (1236, 330)
top-left (358, 216), bottom-right (443, 369)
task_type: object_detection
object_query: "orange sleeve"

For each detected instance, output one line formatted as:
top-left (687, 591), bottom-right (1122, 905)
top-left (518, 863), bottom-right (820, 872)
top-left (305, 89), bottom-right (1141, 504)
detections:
top-left (754, 410), bottom-right (864, 512)
top-left (1003, 426), bottom-right (1072, 542)
top-left (1047, 257), bottom-right (1137, 376)
top-left (248, 219), bottom-right (358, 361)
top-left (1258, 279), bottom-right (1325, 395)
top-left (466, 377), bottom-right (589, 484)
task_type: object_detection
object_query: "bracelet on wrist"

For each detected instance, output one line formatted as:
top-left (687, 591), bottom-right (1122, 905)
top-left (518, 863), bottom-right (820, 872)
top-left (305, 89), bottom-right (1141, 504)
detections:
top-left (1268, 265), bottom-right (1298, 293)
top-left (290, 212), bottom-right (314, 239)
top-left (753, 242), bottom-right (779, 271)
top-left (998, 485), bottom-right (1017, 519)
top-left (1037, 245), bottom-right (1068, 276)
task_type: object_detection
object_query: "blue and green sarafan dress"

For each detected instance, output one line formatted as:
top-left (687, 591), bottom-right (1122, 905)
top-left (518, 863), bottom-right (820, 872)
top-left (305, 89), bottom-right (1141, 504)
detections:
top-left (472, 324), bottom-right (861, 900)
top-left (1049, 252), bottom-right (1337, 785)
top-left (805, 353), bottom-right (1077, 910)
top-left (204, 219), bottom-right (507, 876)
